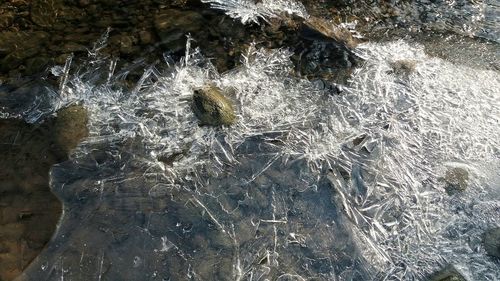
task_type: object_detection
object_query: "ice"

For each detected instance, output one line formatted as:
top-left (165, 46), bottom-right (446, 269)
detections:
top-left (200, 0), bottom-right (308, 24)
top-left (8, 34), bottom-right (500, 280)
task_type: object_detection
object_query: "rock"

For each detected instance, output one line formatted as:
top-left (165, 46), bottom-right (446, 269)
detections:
top-left (54, 105), bottom-right (89, 155)
top-left (0, 31), bottom-right (49, 55)
top-left (0, 10), bottom-right (15, 29)
top-left (192, 85), bottom-right (237, 126)
top-left (429, 264), bottom-right (467, 281)
top-left (62, 42), bottom-right (87, 53)
top-left (389, 59), bottom-right (417, 76)
top-left (483, 227), bottom-right (500, 259)
top-left (444, 167), bottom-right (469, 195)
top-left (302, 16), bottom-right (358, 49)
top-left (154, 9), bottom-right (204, 52)
top-left (31, 0), bottom-right (64, 27)
top-left (25, 56), bottom-right (51, 75)
top-left (284, 16), bottom-right (360, 82)
top-left (117, 35), bottom-right (136, 55)
top-left (139, 30), bottom-right (153, 45)
top-left (55, 53), bottom-right (71, 65)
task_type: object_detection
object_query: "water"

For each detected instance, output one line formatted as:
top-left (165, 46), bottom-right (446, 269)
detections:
top-left (2, 0), bottom-right (500, 280)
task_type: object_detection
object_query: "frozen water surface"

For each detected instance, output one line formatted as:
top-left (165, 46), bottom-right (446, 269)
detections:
top-left (2, 0), bottom-right (499, 279)
top-left (10, 34), bottom-right (499, 280)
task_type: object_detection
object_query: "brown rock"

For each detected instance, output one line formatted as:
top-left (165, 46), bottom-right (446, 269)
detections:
top-left (25, 56), bottom-right (51, 75)
top-left (139, 30), bottom-right (153, 45)
top-left (154, 9), bottom-right (204, 52)
top-left (192, 85), bottom-right (237, 126)
top-left (302, 16), bottom-right (358, 48)
top-left (30, 0), bottom-right (64, 27)
top-left (0, 10), bottom-right (15, 29)
top-left (54, 105), bottom-right (89, 155)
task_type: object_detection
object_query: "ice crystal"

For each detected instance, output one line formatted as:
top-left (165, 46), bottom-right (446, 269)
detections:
top-left (201, 0), bottom-right (308, 24)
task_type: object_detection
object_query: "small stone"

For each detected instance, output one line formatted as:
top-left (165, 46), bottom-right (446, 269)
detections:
top-left (31, 0), bottom-right (64, 27)
top-left (483, 227), bottom-right (500, 259)
top-left (55, 53), bottom-right (71, 65)
top-left (444, 167), bottom-right (469, 195)
top-left (118, 35), bottom-right (135, 54)
top-left (192, 85), bottom-right (237, 126)
top-left (62, 42), bottom-right (87, 53)
top-left (429, 264), bottom-right (467, 281)
top-left (139, 30), bottom-right (153, 45)
top-left (389, 60), bottom-right (417, 76)
top-left (0, 10), bottom-right (15, 29)
top-left (78, 0), bottom-right (91, 7)
top-left (54, 105), bottom-right (89, 155)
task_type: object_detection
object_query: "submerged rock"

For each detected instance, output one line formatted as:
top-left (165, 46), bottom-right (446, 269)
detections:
top-left (429, 264), bottom-right (467, 281)
top-left (483, 227), bottom-right (500, 259)
top-left (444, 167), bottom-right (469, 195)
top-left (30, 0), bottom-right (64, 27)
top-left (54, 105), bottom-right (89, 155)
top-left (154, 9), bottom-right (204, 53)
top-left (192, 85), bottom-right (236, 126)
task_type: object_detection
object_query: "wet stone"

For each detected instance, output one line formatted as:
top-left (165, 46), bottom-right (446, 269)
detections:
top-left (483, 227), bottom-right (500, 259)
top-left (154, 9), bottom-right (204, 53)
top-left (192, 85), bottom-right (237, 126)
top-left (389, 59), bottom-right (417, 76)
top-left (24, 56), bottom-right (51, 76)
top-left (54, 105), bottom-right (89, 155)
top-left (302, 16), bottom-right (358, 49)
top-left (444, 167), bottom-right (469, 195)
top-left (0, 10), bottom-right (15, 28)
top-left (30, 0), bottom-right (64, 27)
top-left (429, 264), bottom-right (467, 281)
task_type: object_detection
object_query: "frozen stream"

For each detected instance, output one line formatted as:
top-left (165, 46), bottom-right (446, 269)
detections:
top-left (8, 36), bottom-right (498, 280)
top-left (1, 1), bottom-right (499, 280)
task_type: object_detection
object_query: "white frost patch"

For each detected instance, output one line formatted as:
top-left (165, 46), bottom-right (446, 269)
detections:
top-left (332, 40), bottom-right (500, 280)
top-left (201, 0), bottom-right (308, 24)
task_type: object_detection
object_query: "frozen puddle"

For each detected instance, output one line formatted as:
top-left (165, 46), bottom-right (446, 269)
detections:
top-left (13, 39), bottom-right (500, 280)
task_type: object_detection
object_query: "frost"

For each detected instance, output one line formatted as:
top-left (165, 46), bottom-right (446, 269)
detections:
top-left (201, 0), bottom-right (308, 24)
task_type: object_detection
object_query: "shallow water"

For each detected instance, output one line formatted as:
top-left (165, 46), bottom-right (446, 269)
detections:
top-left (1, 0), bottom-right (500, 281)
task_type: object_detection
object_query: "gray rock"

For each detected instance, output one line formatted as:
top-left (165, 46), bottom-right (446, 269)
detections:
top-left (429, 264), bottom-right (467, 281)
top-left (483, 227), bottom-right (500, 259)
top-left (444, 167), bottom-right (469, 195)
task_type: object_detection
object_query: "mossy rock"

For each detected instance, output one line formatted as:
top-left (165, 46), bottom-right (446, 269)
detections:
top-left (483, 227), bottom-right (500, 259)
top-left (54, 105), bottom-right (89, 155)
top-left (192, 85), bottom-right (237, 127)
